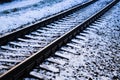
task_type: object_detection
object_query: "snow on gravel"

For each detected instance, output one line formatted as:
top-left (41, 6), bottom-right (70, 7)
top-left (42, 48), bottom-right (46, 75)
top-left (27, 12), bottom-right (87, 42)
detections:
top-left (0, 0), bottom-right (87, 35)
top-left (54, 1), bottom-right (120, 80)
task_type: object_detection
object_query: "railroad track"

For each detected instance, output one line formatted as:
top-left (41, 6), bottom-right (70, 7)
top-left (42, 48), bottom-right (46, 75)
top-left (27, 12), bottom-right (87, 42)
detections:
top-left (0, 0), bottom-right (119, 80)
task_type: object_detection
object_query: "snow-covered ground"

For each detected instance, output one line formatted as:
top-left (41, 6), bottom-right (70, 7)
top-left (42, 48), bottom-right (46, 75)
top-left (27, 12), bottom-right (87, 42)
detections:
top-left (0, 0), bottom-right (44, 11)
top-left (0, 0), bottom-right (87, 35)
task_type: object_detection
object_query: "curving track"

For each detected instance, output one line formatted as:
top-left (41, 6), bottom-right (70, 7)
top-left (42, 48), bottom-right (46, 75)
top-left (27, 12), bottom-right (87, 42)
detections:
top-left (0, 0), bottom-right (119, 80)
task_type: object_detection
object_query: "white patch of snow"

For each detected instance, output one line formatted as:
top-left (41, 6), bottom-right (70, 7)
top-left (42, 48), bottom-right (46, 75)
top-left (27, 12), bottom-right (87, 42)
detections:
top-left (0, 0), bottom-right (44, 11)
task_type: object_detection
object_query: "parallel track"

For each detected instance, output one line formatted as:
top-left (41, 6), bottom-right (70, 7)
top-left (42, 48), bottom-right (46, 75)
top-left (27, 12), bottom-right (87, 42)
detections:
top-left (0, 0), bottom-right (95, 45)
top-left (0, 0), bottom-right (119, 80)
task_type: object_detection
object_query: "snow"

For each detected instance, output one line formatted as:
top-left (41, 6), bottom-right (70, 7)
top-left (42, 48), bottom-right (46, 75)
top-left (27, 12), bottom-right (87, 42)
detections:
top-left (55, 51), bottom-right (71, 59)
top-left (30, 71), bottom-right (44, 79)
top-left (0, 0), bottom-right (44, 12)
top-left (0, 59), bottom-right (21, 63)
top-left (0, 0), bottom-right (87, 35)
top-left (47, 58), bottom-right (66, 65)
top-left (40, 64), bottom-right (59, 73)
top-left (0, 65), bottom-right (8, 69)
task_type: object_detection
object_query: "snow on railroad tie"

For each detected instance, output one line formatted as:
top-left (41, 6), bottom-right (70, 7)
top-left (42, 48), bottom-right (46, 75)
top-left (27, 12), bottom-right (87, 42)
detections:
top-left (71, 39), bottom-right (85, 45)
top-left (43, 33), bottom-right (59, 37)
top-left (51, 22), bottom-right (73, 27)
top-left (39, 64), bottom-right (59, 73)
top-left (31, 32), bottom-right (44, 36)
top-left (41, 27), bottom-right (63, 31)
top-left (9, 42), bottom-right (42, 48)
top-left (46, 58), bottom-right (66, 65)
top-left (47, 24), bottom-right (70, 29)
top-left (82, 30), bottom-right (97, 37)
top-left (0, 59), bottom-right (21, 63)
top-left (60, 47), bottom-right (79, 55)
top-left (0, 52), bottom-right (28, 57)
top-left (0, 65), bottom-right (9, 70)
top-left (83, 29), bottom-right (95, 34)
top-left (56, 23), bottom-right (75, 26)
top-left (40, 27), bottom-right (52, 30)
top-left (78, 32), bottom-right (87, 36)
top-left (86, 27), bottom-right (97, 32)
top-left (67, 43), bottom-right (81, 49)
top-left (31, 32), bottom-right (57, 37)
top-left (18, 38), bottom-right (47, 44)
top-left (36, 29), bottom-right (48, 33)
top-left (30, 71), bottom-right (50, 80)
top-left (55, 51), bottom-right (71, 59)
top-left (37, 29), bottom-right (66, 34)
top-left (32, 33), bottom-right (58, 38)
top-left (1, 46), bottom-right (32, 52)
top-left (25, 35), bottom-right (46, 39)
top-left (25, 35), bottom-right (54, 41)
top-left (75, 35), bottom-right (87, 41)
